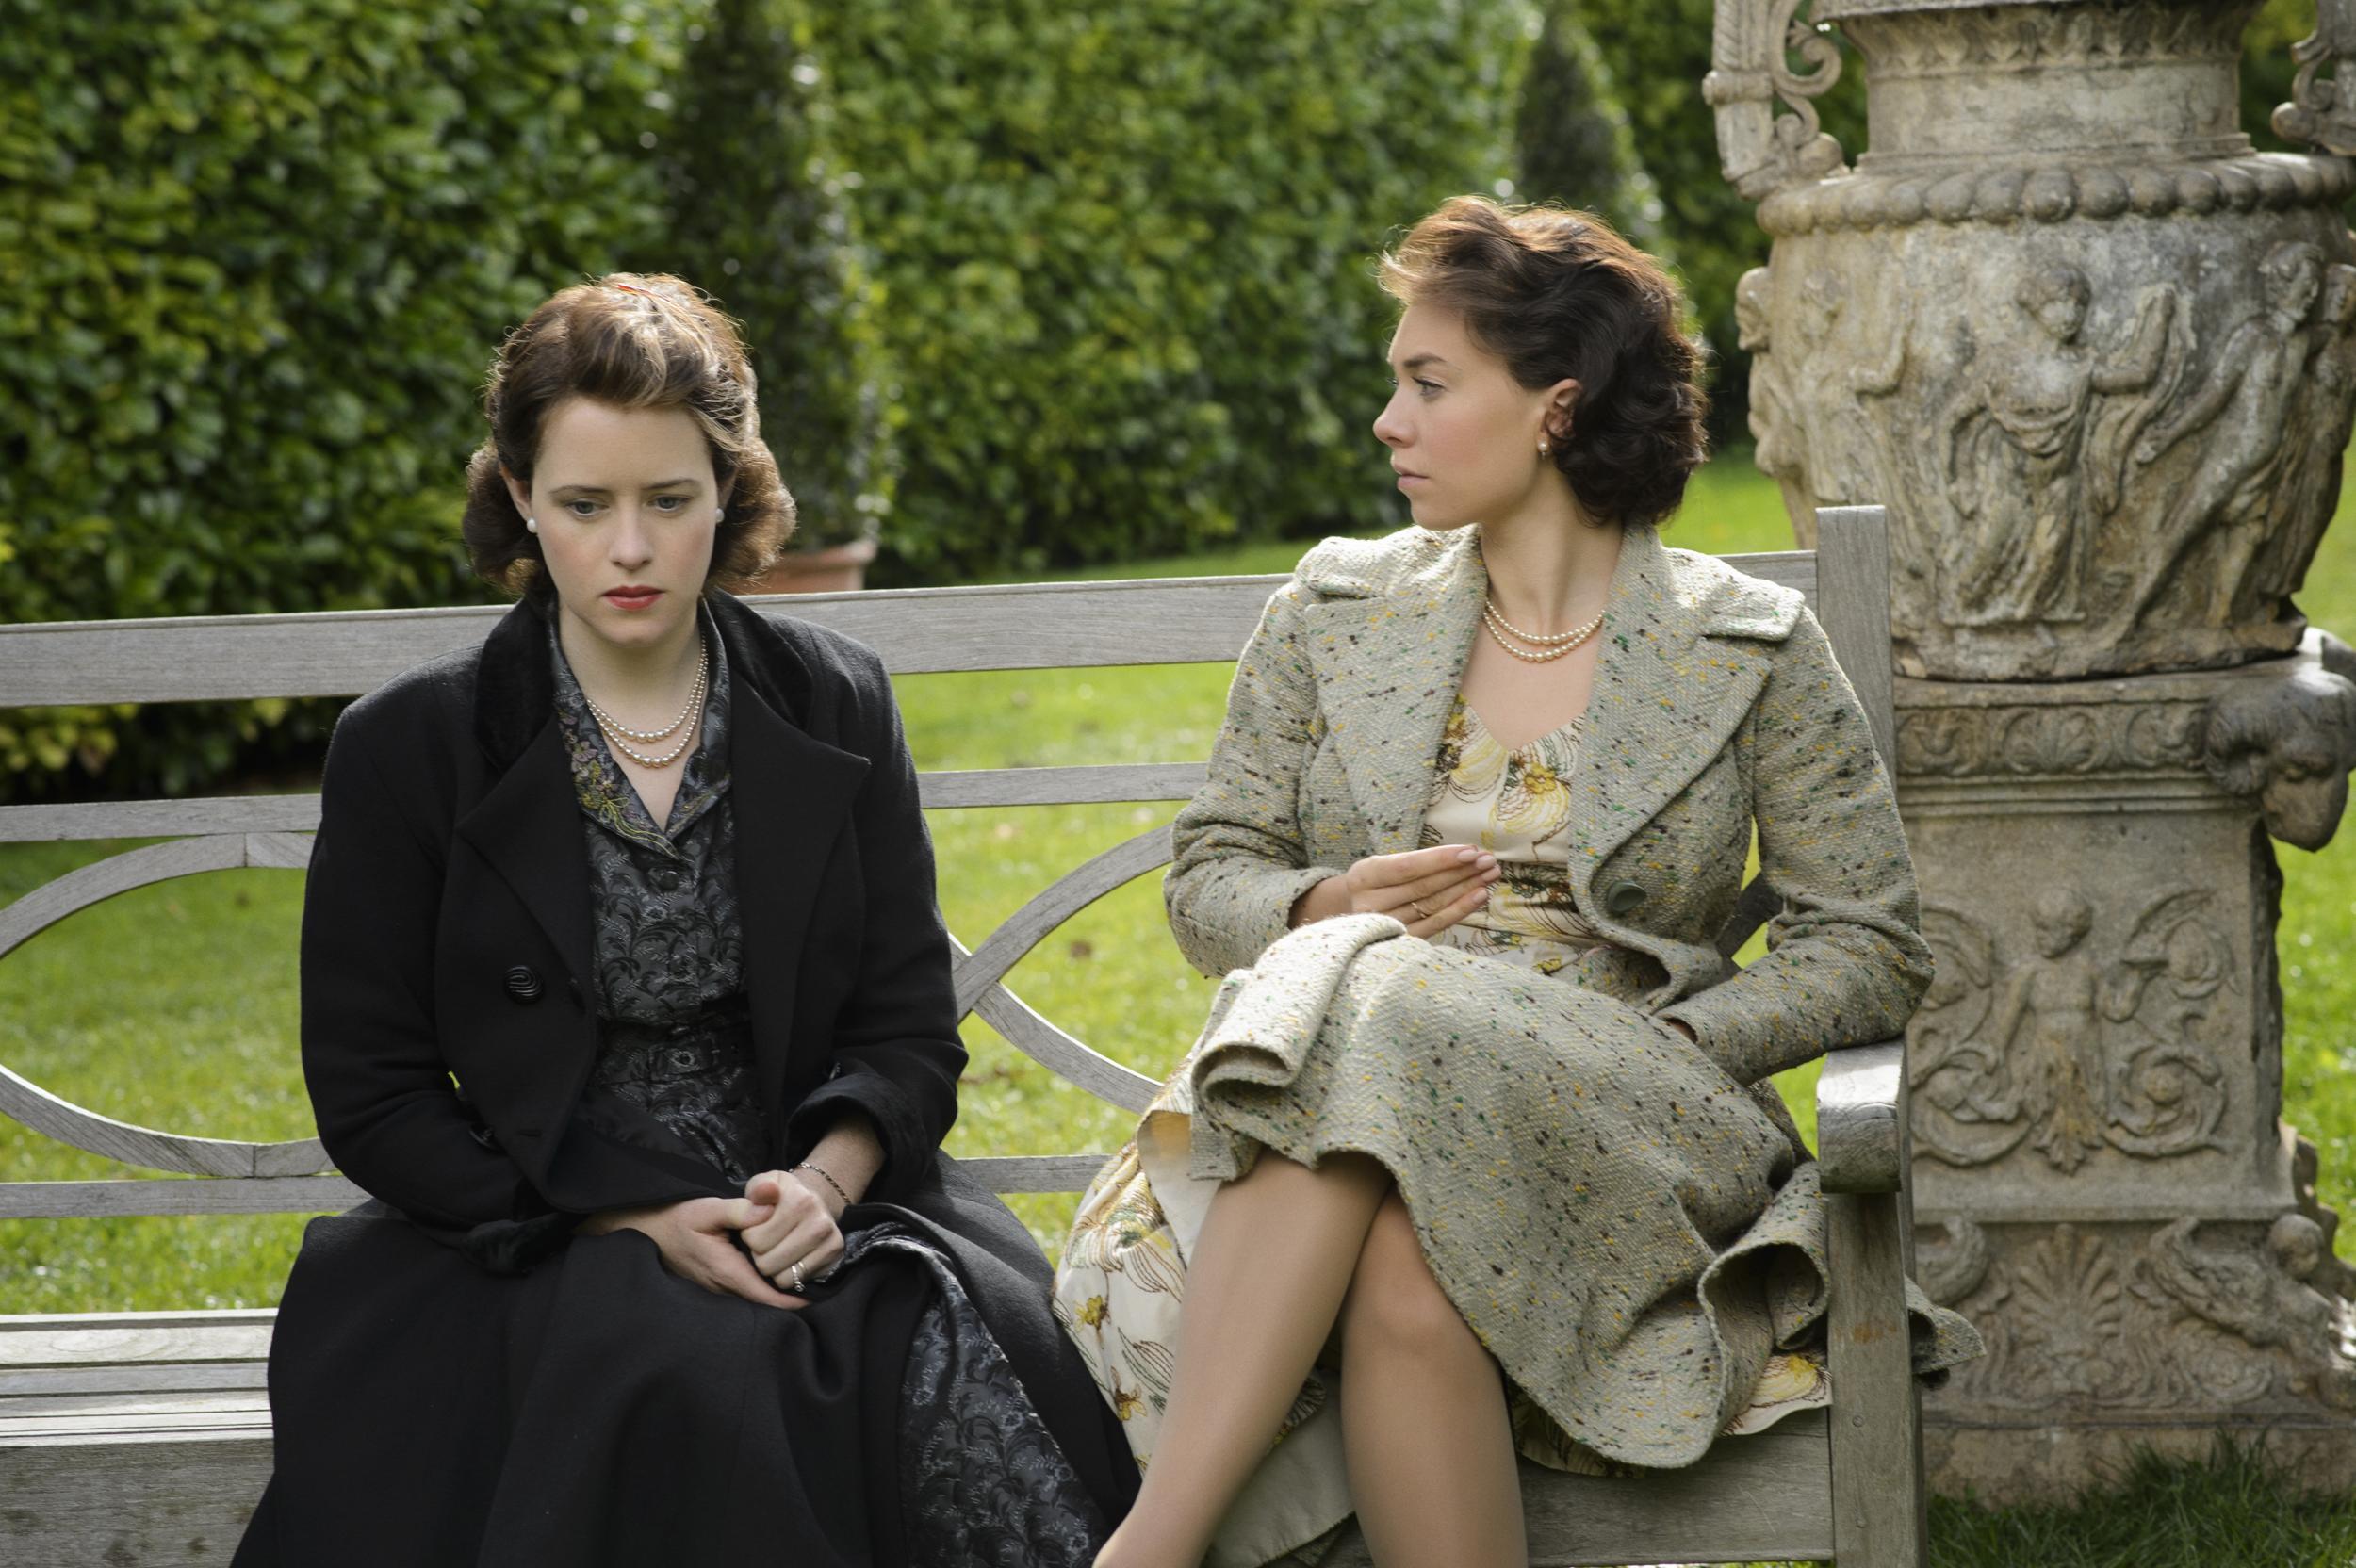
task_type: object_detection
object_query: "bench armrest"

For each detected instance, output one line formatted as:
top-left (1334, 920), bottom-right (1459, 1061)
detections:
top-left (1815, 1039), bottom-right (1906, 1195)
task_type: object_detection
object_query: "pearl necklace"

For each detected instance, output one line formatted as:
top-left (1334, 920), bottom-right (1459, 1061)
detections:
top-left (594, 688), bottom-right (706, 768)
top-left (1480, 599), bottom-right (1604, 664)
top-left (582, 643), bottom-right (710, 768)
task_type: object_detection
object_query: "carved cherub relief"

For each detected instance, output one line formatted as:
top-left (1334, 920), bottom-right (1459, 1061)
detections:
top-left (2125, 241), bottom-right (2327, 626)
top-left (2134, 1215), bottom-right (2356, 1407)
top-left (1936, 266), bottom-right (2184, 643)
top-left (1912, 887), bottom-right (2234, 1173)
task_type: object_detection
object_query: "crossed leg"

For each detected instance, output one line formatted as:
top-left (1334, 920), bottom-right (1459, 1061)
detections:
top-left (1093, 1151), bottom-right (1526, 1568)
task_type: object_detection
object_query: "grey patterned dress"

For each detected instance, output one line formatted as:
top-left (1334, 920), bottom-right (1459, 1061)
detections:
top-left (550, 605), bottom-right (767, 1183)
top-left (548, 607), bottom-right (1108, 1564)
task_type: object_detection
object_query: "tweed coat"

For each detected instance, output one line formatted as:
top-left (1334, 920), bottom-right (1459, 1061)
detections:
top-left (1065, 519), bottom-right (1977, 1565)
top-left (1165, 518), bottom-right (1937, 1084)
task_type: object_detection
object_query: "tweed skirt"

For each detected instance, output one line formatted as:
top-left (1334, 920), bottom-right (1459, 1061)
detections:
top-left (1053, 915), bottom-right (1977, 1566)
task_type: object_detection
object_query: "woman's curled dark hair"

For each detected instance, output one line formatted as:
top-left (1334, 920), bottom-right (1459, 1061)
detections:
top-left (461, 272), bottom-right (795, 602)
top-left (1380, 197), bottom-right (1710, 530)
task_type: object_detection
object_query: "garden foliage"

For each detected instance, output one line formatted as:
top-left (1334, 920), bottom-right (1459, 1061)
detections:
top-left (665, 0), bottom-right (893, 550)
top-left (0, 0), bottom-right (686, 793)
top-left (807, 0), bottom-right (1532, 581)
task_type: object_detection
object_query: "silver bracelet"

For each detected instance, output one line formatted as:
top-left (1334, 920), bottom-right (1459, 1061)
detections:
top-left (794, 1162), bottom-right (851, 1209)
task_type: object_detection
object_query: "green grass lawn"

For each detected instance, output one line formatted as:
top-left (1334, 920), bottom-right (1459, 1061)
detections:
top-left (4, 451), bottom-right (2355, 1561)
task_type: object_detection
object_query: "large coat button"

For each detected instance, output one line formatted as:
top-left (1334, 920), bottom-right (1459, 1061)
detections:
top-left (503, 964), bottom-right (545, 1004)
top-left (1603, 879), bottom-right (1648, 917)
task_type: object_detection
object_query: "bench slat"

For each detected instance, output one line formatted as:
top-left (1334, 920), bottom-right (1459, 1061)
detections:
top-left (1321, 1413), bottom-right (1835, 1566)
top-left (0, 763), bottom-right (1210, 845)
top-left (0, 555), bottom-right (1818, 706)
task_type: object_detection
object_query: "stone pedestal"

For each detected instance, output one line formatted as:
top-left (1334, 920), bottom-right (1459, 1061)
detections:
top-left (1894, 635), bottom-right (2356, 1499)
top-left (1707, 0), bottom-right (2356, 1500)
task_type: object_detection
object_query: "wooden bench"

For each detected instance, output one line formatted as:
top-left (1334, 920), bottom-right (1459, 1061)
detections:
top-left (0, 507), bottom-right (1923, 1566)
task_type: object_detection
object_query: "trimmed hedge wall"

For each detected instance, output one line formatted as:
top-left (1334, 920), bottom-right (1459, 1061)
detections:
top-left (0, 0), bottom-right (691, 796)
top-left (811, 0), bottom-right (1532, 581)
top-left (665, 0), bottom-right (894, 549)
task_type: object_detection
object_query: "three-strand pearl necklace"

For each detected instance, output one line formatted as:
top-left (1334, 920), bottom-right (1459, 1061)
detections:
top-left (583, 643), bottom-right (710, 768)
top-left (1481, 597), bottom-right (1605, 663)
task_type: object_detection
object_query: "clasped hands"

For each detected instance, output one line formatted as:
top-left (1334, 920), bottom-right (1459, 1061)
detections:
top-left (577, 1167), bottom-right (848, 1310)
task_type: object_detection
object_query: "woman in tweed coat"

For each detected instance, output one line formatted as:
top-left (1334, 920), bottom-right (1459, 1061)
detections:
top-left (1060, 199), bottom-right (1976, 1568)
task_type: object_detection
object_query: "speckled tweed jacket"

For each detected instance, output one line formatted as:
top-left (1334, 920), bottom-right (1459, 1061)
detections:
top-left (1165, 519), bottom-right (1936, 1085)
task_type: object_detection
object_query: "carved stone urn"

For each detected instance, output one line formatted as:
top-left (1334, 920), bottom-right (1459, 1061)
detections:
top-left (1713, 0), bottom-right (2356, 1502)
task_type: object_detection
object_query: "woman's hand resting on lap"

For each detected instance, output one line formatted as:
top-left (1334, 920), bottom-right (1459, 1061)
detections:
top-left (737, 1168), bottom-right (848, 1296)
top-left (1289, 844), bottom-right (1501, 939)
top-left (577, 1195), bottom-right (802, 1309)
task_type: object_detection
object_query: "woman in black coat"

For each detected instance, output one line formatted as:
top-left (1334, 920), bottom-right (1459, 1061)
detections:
top-left (234, 274), bottom-right (1137, 1566)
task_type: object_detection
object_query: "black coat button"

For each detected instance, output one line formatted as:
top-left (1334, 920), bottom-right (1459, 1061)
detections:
top-left (503, 965), bottom-right (545, 1004)
top-left (1603, 879), bottom-right (1648, 917)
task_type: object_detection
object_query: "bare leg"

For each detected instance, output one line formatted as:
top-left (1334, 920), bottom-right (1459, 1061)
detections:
top-left (1096, 1151), bottom-right (1392, 1568)
top-left (1338, 1194), bottom-right (1527, 1568)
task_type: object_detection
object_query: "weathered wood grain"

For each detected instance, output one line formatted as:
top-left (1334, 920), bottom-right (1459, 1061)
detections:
top-left (0, 557), bottom-right (1817, 706)
top-left (1813, 507), bottom-right (1897, 770)
top-left (0, 1176), bottom-right (364, 1219)
top-left (1826, 1187), bottom-right (1928, 1567)
top-left (970, 982), bottom-right (1160, 1114)
top-left (0, 1065), bottom-right (330, 1182)
top-left (0, 1429), bottom-right (269, 1566)
top-left (950, 825), bottom-right (1174, 1015)
top-left (917, 763), bottom-right (1206, 809)
top-left (0, 794), bottom-right (321, 844)
top-left (955, 1153), bottom-right (1115, 1194)
top-left (1317, 1413), bottom-right (1835, 1565)
top-left (0, 1311), bottom-right (275, 1368)
top-left (1818, 1040), bottom-right (1907, 1197)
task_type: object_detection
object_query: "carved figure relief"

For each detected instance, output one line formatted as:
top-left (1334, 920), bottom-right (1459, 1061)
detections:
top-left (1931, 270), bottom-right (2184, 645)
top-left (2259, 263), bottom-right (2356, 606)
top-left (1912, 887), bottom-right (2234, 1172)
top-left (1737, 267), bottom-right (1803, 485)
top-left (1939, 1218), bottom-right (2356, 1413)
top-left (2126, 242), bottom-right (2327, 625)
top-left (2133, 1216), bottom-right (2356, 1408)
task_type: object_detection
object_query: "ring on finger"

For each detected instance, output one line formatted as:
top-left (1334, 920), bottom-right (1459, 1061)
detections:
top-left (1408, 897), bottom-right (1434, 919)
top-left (788, 1261), bottom-right (805, 1292)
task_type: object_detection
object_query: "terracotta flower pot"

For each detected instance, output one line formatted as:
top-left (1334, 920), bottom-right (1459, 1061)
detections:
top-left (744, 538), bottom-right (877, 596)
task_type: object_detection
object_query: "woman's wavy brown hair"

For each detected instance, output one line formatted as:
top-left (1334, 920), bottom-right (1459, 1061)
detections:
top-left (462, 272), bottom-right (794, 603)
top-left (1378, 197), bottom-right (1710, 529)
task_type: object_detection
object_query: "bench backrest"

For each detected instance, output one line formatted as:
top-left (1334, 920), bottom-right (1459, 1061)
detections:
top-left (0, 508), bottom-right (1892, 1219)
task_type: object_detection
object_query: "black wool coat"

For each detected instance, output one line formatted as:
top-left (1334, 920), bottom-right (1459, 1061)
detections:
top-left (244, 589), bottom-right (1136, 1562)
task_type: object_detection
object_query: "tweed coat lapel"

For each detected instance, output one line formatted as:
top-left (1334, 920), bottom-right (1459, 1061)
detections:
top-left (1301, 523), bottom-right (1779, 905)
top-left (1561, 523), bottom-right (1777, 911)
top-left (1300, 529), bottom-right (1483, 855)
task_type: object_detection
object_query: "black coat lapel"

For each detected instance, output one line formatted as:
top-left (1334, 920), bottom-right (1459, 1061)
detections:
top-left (708, 595), bottom-right (872, 1108)
top-left (455, 598), bottom-right (597, 991)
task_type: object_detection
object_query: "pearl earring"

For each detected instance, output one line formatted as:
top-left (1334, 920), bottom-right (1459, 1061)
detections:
top-left (524, 516), bottom-right (538, 534)
top-left (713, 508), bottom-right (725, 523)
top-left (1538, 439), bottom-right (1550, 458)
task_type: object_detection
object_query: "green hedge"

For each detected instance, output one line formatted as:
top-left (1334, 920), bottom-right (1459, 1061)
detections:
top-left (0, 0), bottom-right (692, 798)
top-left (810, 0), bottom-right (1533, 581)
top-left (665, 0), bottom-right (894, 550)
